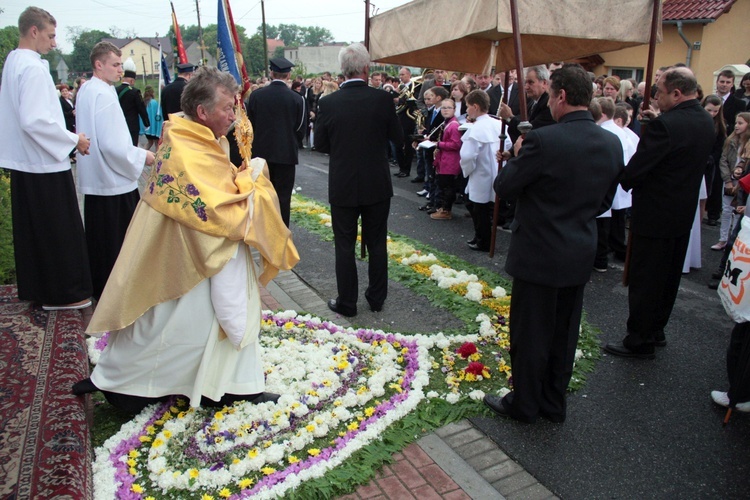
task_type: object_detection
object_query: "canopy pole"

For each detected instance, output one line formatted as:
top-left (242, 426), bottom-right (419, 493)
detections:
top-left (490, 69), bottom-right (511, 258)
top-left (509, 0), bottom-right (528, 123)
top-left (364, 0), bottom-right (371, 50)
top-left (622, 0), bottom-right (661, 286)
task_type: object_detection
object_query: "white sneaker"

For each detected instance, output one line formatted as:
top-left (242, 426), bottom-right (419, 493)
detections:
top-left (416, 189), bottom-right (428, 196)
top-left (711, 390), bottom-right (750, 412)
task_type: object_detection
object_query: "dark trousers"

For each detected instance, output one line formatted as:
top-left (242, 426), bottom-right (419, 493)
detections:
top-left (468, 200), bottom-right (493, 250)
top-left (435, 174), bottom-right (457, 212)
top-left (10, 170), bottom-right (92, 305)
top-left (625, 232), bottom-right (690, 350)
top-left (506, 277), bottom-right (585, 422)
top-left (595, 217), bottom-right (610, 269)
top-left (268, 162), bottom-right (296, 227)
top-left (416, 148), bottom-right (426, 180)
top-left (396, 115), bottom-right (415, 175)
top-left (84, 189), bottom-right (139, 300)
top-left (707, 166), bottom-right (723, 221)
top-left (331, 199), bottom-right (390, 312)
top-left (608, 208), bottom-right (628, 259)
top-left (726, 322), bottom-right (749, 401)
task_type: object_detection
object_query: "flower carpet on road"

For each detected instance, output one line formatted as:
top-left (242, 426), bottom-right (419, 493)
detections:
top-left (87, 194), bottom-right (600, 498)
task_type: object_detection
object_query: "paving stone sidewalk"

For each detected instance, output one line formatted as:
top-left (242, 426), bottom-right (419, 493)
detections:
top-left (261, 271), bottom-right (558, 500)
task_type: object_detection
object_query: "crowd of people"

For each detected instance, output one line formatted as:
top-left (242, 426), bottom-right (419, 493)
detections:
top-left (1, 6), bottom-right (748, 421)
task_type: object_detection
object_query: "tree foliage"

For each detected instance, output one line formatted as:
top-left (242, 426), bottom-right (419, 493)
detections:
top-left (256, 23), bottom-right (333, 47)
top-left (245, 34), bottom-right (267, 77)
top-left (68, 29), bottom-right (112, 73)
top-left (0, 25), bottom-right (19, 76)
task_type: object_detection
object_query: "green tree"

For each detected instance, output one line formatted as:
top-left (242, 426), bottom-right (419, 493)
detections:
top-left (300, 26), bottom-right (333, 46)
top-left (244, 34), bottom-right (267, 77)
top-left (0, 25), bottom-right (19, 75)
top-left (273, 46), bottom-right (285, 58)
top-left (69, 29), bottom-right (112, 73)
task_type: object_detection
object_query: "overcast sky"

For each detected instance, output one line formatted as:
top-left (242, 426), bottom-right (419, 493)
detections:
top-left (1, 0), bottom-right (410, 53)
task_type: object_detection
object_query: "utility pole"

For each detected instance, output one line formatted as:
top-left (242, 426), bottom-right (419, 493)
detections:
top-left (149, 32), bottom-right (156, 83)
top-left (195, 0), bottom-right (206, 65)
top-left (261, 0), bottom-right (269, 78)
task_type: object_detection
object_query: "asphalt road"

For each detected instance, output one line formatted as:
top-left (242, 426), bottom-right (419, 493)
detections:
top-left (290, 148), bottom-right (749, 499)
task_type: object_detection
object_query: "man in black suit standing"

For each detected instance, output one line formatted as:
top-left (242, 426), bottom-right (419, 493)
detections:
top-left (161, 62), bottom-right (195, 120)
top-left (604, 67), bottom-right (715, 359)
top-left (314, 43), bottom-right (403, 317)
top-left (247, 57), bottom-right (306, 227)
top-left (498, 65), bottom-right (556, 144)
top-left (496, 65), bottom-right (556, 230)
top-left (476, 73), bottom-right (503, 116)
top-left (115, 62), bottom-right (149, 146)
top-left (485, 63), bottom-right (623, 423)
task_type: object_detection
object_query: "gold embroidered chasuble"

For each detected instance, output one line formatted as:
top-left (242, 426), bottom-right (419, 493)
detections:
top-left (87, 114), bottom-right (299, 334)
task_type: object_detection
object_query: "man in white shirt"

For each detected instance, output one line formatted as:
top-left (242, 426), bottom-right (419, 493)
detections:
top-left (76, 41), bottom-right (155, 300)
top-left (0, 7), bottom-right (92, 310)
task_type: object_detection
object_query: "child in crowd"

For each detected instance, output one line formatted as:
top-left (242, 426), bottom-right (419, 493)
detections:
top-left (431, 98), bottom-right (461, 220)
top-left (415, 86), bottom-right (448, 213)
top-left (460, 90), bottom-right (503, 251)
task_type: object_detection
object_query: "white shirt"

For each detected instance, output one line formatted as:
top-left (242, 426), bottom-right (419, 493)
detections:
top-left (601, 119), bottom-right (636, 212)
top-left (0, 49), bottom-right (78, 173)
top-left (460, 114), bottom-right (504, 203)
top-left (75, 76), bottom-right (147, 195)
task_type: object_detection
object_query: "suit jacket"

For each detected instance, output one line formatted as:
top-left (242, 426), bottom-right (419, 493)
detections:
top-left (506, 83), bottom-right (521, 116)
top-left (723, 93), bottom-right (747, 131)
top-left (161, 77), bottom-right (188, 119)
top-left (115, 83), bottom-right (149, 145)
top-left (485, 84), bottom-right (504, 116)
top-left (495, 110), bottom-right (623, 287)
top-left (59, 96), bottom-right (75, 133)
top-left (247, 81), bottom-right (306, 165)
top-left (508, 91), bottom-right (555, 143)
top-left (622, 99), bottom-right (716, 238)
top-left (314, 80), bottom-right (403, 207)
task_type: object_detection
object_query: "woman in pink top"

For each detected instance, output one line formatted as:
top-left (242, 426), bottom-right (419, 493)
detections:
top-left (431, 98), bottom-right (462, 220)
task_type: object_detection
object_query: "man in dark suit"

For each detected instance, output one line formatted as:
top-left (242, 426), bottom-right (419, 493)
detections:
top-left (115, 66), bottom-right (149, 146)
top-left (486, 63), bottom-right (623, 423)
top-left (477, 73), bottom-right (504, 116)
top-left (161, 62), bottom-right (195, 119)
top-left (314, 43), bottom-right (403, 317)
top-left (604, 67), bottom-right (715, 359)
top-left (496, 65), bottom-right (556, 229)
top-left (247, 57), bottom-right (306, 227)
top-left (498, 65), bottom-right (556, 144)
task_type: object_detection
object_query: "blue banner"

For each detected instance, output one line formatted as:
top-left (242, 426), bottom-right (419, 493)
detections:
top-left (217, 0), bottom-right (241, 85)
top-left (160, 54), bottom-right (172, 86)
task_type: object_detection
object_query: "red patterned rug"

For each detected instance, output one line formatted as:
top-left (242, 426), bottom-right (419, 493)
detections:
top-left (0, 285), bottom-right (92, 499)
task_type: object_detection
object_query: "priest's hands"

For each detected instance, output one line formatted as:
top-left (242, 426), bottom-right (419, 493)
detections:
top-left (76, 133), bottom-right (90, 155)
top-left (145, 151), bottom-right (155, 166)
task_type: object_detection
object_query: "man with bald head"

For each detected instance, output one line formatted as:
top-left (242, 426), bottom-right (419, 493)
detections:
top-left (604, 67), bottom-right (715, 360)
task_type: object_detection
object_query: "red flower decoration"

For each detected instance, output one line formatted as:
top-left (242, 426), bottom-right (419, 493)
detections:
top-left (456, 342), bottom-right (478, 359)
top-left (465, 361), bottom-right (487, 375)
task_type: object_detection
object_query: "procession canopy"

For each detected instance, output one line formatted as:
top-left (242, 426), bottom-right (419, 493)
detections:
top-left (369, 0), bottom-right (661, 74)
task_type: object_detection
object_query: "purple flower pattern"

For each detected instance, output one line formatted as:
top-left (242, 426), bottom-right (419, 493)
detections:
top-left (104, 313), bottom-right (425, 499)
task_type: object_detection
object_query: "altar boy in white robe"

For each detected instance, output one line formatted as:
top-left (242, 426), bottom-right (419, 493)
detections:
top-left (0, 7), bottom-right (93, 310)
top-left (73, 67), bottom-right (299, 414)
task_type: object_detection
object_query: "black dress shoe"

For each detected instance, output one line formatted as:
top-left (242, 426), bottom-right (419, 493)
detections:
top-left (418, 204), bottom-right (434, 211)
top-left (708, 281), bottom-right (719, 290)
top-left (467, 238), bottom-right (477, 245)
top-left (410, 177), bottom-right (425, 183)
top-left (427, 207), bottom-right (438, 214)
top-left (394, 172), bottom-right (409, 177)
top-left (602, 342), bottom-right (655, 360)
top-left (368, 303), bottom-right (383, 312)
top-left (711, 271), bottom-right (723, 280)
top-left (327, 298), bottom-right (356, 317)
top-left (72, 377), bottom-right (98, 395)
top-left (483, 394), bottom-right (512, 419)
top-left (467, 242), bottom-right (489, 251)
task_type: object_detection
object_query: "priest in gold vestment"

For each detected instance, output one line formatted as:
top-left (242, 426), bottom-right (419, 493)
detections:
top-left (73, 67), bottom-right (299, 413)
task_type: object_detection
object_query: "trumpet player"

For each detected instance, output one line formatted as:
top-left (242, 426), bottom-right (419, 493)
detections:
top-left (394, 67), bottom-right (418, 178)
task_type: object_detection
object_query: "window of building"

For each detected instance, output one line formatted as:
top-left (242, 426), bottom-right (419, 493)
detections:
top-left (610, 67), bottom-right (644, 83)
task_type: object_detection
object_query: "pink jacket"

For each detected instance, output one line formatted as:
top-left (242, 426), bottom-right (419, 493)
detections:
top-left (435, 117), bottom-right (462, 176)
